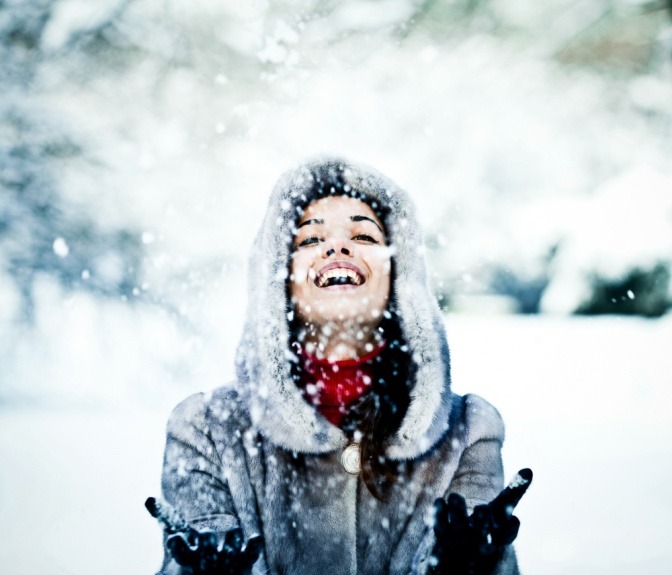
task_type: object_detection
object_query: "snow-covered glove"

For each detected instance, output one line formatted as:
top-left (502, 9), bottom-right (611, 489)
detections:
top-left (429, 468), bottom-right (533, 575)
top-left (145, 497), bottom-right (262, 575)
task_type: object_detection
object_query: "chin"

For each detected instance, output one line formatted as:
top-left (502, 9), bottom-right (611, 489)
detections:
top-left (292, 285), bottom-right (388, 325)
top-left (312, 302), bottom-right (385, 326)
top-left (310, 309), bottom-right (364, 325)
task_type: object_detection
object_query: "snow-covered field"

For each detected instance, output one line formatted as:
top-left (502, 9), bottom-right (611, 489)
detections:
top-left (448, 314), bottom-right (672, 575)
top-left (1, 314), bottom-right (670, 575)
top-left (2, 4), bottom-right (671, 573)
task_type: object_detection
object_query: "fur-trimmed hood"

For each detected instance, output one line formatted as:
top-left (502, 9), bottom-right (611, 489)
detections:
top-left (235, 157), bottom-right (452, 459)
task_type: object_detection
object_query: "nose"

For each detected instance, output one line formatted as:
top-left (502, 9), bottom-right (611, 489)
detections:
top-left (323, 235), bottom-right (353, 258)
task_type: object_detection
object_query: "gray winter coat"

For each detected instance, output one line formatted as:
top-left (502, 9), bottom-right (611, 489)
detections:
top-left (159, 158), bottom-right (519, 575)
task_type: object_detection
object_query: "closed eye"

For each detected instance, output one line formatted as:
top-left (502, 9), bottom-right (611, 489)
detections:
top-left (296, 236), bottom-right (322, 248)
top-left (353, 234), bottom-right (379, 244)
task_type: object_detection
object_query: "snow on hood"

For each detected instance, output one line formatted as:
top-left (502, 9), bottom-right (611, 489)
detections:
top-left (235, 156), bottom-right (452, 459)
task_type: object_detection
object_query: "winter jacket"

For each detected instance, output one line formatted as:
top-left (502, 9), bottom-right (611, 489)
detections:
top-left (159, 157), bottom-right (519, 575)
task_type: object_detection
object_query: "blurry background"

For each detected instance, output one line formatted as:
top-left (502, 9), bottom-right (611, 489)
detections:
top-left (1, 0), bottom-right (671, 573)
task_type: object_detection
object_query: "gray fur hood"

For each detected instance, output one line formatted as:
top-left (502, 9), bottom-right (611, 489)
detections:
top-left (235, 157), bottom-right (452, 459)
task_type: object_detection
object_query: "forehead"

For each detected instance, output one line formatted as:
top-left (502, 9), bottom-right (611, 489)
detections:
top-left (299, 196), bottom-right (383, 227)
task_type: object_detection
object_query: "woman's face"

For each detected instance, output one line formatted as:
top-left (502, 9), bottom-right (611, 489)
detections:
top-left (290, 196), bottom-right (391, 330)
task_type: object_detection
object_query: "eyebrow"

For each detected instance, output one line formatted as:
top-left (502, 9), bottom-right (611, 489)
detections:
top-left (297, 218), bottom-right (324, 228)
top-left (350, 215), bottom-right (384, 233)
top-left (297, 215), bottom-right (384, 234)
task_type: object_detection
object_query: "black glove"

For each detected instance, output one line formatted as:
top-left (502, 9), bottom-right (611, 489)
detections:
top-left (429, 468), bottom-right (533, 575)
top-left (145, 497), bottom-right (262, 575)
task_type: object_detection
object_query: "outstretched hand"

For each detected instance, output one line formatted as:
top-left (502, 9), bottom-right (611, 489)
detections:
top-left (429, 468), bottom-right (533, 575)
top-left (145, 497), bottom-right (262, 575)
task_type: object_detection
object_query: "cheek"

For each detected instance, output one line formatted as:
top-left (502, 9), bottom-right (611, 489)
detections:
top-left (375, 256), bottom-right (392, 301)
top-left (290, 255), bottom-right (316, 294)
top-left (368, 245), bottom-right (392, 269)
top-left (380, 276), bottom-right (391, 303)
top-left (372, 253), bottom-right (392, 279)
top-left (368, 257), bottom-right (391, 304)
top-left (290, 252), bottom-right (306, 277)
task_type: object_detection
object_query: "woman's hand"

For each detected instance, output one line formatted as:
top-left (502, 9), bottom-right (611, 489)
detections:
top-left (429, 468), bottom-right (532, 575)
top-left (145, 497), bottom-right (262, 575)
top-left (166, 526), bottom-right (262, 575)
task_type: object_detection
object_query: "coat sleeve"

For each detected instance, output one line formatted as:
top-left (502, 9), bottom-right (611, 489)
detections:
top-left (157, 392), bottom-right (240, 575)
top-left (411, 394), bottom-right (520, 575)
top-left (448, 394), bottom-right (507, 512)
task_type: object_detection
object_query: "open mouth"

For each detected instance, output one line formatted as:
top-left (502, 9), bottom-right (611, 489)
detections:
top-left (315, 265), bottom-right (365, 288)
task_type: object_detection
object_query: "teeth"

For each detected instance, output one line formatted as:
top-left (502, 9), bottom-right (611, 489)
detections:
top-left (317, 267), bottom-right (363, 287)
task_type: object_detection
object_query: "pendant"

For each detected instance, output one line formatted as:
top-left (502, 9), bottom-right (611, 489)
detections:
top-left (341, 443), bottom-right (361, 475)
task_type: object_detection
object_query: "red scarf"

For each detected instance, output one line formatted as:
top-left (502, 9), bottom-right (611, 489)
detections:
top-left (296, 343), bottom-right (386, 427)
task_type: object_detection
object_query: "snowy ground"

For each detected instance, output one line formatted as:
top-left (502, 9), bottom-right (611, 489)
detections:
top-left (1, 314), bottom-right (671, 574)
top-left (447, 314), bottom-right (672, 575)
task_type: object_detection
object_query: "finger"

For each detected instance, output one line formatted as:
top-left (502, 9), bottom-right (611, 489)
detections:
top-left (490, 468), bottom-right (533, 518)
top-left (433, 498), bottom-right (449, 534)
top-left (497, 515), bottom-right (520, 546)
top-left (144, 496), bottom-right (190, 536)
top-left (224, 527), bottom-right (245, 554)
top-left (167, 533), bottom-right (196, 565)
top-left (470, 504), bottom-right (493, 537)
top-left (145, 497), bottom-right (159, 518)
top-left (198, 530), bottom-right (221, 550)
top-left (242, 534), bottom-right (264, 568)
top-left (446, 493), bottom-right (469, 530)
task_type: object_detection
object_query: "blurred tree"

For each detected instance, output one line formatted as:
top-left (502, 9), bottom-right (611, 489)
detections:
top-left (577, 264), bottom-right (671, 317)
top-left (0, 1), bottom-right (141, 323)
top-left (1, 0), bottom-right (671, 324)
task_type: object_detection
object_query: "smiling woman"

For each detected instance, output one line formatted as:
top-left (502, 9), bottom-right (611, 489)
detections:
top-left (147, 157), bottom-right (531, 575)
top-left (290, 195), bottom-right (391, 358)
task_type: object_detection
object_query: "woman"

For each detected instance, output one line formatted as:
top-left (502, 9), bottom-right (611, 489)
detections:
top-left (148, 157), bottom-right (531, 575)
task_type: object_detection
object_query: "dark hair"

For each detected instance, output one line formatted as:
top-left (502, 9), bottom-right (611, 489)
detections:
top-left (290, 162), bottom-right (389, 228)
top-left (286, 165), bottom-right (414, 499)
top-left (339, 310), bottom-right (414, 499)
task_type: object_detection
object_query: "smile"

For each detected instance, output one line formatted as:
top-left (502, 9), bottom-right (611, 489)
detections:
top-left (315, 263), bottom-right (365, 288)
